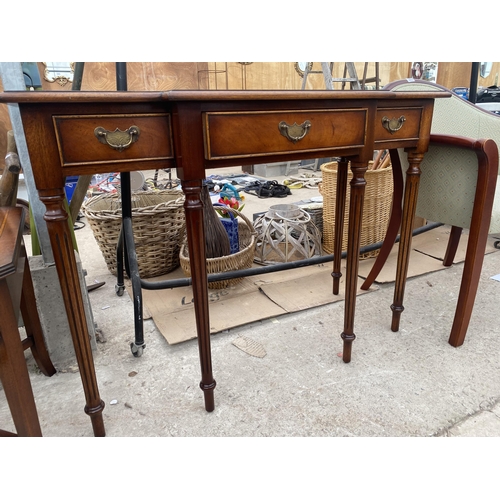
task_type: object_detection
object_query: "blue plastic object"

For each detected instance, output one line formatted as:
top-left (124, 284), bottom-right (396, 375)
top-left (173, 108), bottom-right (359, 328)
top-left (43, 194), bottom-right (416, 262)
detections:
top-left (64, 176), bottom-right (79, 203)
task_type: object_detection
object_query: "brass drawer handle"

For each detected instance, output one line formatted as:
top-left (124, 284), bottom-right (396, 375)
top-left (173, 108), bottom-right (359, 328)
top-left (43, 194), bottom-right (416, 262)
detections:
top-left (382, 116), bottom-right (406, 134)
top-left (94, 125), bottom-right (140, 152)
top-left (278, 120), bottom-right (311, 143)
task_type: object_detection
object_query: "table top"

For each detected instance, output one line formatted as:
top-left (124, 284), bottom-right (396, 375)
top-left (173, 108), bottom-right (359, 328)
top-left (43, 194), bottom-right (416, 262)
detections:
top-left (3, 88), bottom-right (449, 179)
top-left (0, 89), bottom-right (450, 104)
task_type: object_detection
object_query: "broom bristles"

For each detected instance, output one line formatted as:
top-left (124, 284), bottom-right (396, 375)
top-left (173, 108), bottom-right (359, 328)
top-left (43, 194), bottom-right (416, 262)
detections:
top-left (202, 185), bottom-right (230, 258)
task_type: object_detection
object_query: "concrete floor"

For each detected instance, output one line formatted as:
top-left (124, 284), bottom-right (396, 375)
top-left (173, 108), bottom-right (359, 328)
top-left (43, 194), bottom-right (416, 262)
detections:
top-left (2, 166), bottom-right (500, 439)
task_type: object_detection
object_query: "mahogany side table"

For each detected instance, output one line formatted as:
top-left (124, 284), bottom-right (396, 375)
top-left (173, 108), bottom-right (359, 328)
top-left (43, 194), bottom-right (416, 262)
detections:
top-left (0, 89), bottom-right (448, 434)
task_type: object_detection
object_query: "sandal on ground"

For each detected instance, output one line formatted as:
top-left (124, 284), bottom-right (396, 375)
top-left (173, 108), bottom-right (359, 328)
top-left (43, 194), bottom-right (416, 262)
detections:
top-left (243, 180), bottom-right (263, 196)
top-left (257, 180), bottom-right (278, 197)
top-left (283, 179), bottom-right (304, 189)
top-left (271, 184), bottom-right (291, 197)
top-left (245, 180), bottom-right (291, 198)
top-left (259, 180), bottom-right (291, 198)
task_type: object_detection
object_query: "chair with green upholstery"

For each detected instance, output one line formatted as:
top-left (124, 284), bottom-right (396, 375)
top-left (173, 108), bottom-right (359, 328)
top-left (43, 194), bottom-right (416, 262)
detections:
top-left (361, 79), bottom-right (500, 347)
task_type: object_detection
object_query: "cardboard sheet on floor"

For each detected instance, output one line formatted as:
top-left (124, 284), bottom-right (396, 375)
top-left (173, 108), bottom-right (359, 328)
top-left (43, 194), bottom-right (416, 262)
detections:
top-left (126, 262), bottom-right (374, 345)
top-left (357, 226), bottom-right (498, 284)
top-left (127, 226), bottom-right (499, 344)
top-left (256, 264), bottom-right (368, 313)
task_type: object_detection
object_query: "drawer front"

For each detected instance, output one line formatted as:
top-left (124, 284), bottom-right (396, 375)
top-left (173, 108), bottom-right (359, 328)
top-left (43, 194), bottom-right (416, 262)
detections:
top-left (53, 113), bottom-right (174, 167)
top-left (203, 109), bottom-right (368, 160)
top-left (374, 107), bottom-right (423, 145)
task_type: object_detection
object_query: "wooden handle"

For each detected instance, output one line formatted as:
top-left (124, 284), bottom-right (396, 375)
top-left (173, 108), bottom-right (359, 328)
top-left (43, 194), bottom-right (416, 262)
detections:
top-left (6, 130), bottom-right (17, 155)
top-left (378, 151), bottom-right (392, 170)
top-left (0, 131), bottom-right (20, 207)
top-left (371, 149), bottom-right (385, 170)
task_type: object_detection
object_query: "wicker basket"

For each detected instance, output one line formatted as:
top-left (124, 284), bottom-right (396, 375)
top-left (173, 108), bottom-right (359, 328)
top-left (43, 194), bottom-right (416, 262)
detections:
top-left (82, 190), bottom-right (186, 278)
top-left (180, 207), bottom-right (257, 289)
top-left (320, 161), bottom-right (393, 258)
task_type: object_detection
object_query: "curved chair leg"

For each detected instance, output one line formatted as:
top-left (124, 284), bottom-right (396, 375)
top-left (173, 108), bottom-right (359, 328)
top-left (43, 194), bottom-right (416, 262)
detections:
top-left (448, 235), bottom-right (485, 347)
top-left (442, 225), bottom-right (462, 267)
top-left (447, 138), bottom-right (498, 347)
top-left (19, 241), bottom-right (56, 377)
top-left (361, 149), bottom-right (404, 290)
top-left (0, 280), bottom-right (43, 437)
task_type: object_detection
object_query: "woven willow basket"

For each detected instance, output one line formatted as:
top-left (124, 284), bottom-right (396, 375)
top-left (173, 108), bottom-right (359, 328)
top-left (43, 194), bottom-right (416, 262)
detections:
top-left (320, 161), bottom-right (393, 258)
top-left (82, 190), bottom-right (186, 278)
top-left (253, 204), bottom-right (323, 265)
top-left (180, 207), bottom-right (257, 289)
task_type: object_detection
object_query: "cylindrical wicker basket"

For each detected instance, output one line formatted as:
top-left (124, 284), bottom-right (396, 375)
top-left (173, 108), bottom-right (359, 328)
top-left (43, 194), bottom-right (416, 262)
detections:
top-left (180, 207), bottom-right (257, 289)
top-left (82, 190), bottom-right (186, 278)
top-left (320, 161), bottom-right (393, 258)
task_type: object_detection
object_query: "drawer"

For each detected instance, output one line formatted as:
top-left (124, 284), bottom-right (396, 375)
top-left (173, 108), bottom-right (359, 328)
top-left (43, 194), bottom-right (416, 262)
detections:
top-left (374, 107), bottom-right (423, 145)
top-left (203, 109), bottom-right (368, 160)
top-left (53, 113), bottom-right (174, 168)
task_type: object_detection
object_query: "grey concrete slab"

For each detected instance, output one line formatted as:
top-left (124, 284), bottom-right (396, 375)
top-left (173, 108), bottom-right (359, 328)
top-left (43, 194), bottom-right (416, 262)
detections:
top-left (29, 252), bottom-right (97, 370)
top-left (2, 167), bottom-right (500, 438)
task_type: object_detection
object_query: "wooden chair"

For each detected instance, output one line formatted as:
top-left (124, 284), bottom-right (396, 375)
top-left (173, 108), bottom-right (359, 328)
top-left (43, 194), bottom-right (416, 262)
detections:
top-left (361, 97), bottom-right (499, 347)
top-left (363, 79), bottom-right (500, 277)
top-left (0, 206), bottom-right (56, 437)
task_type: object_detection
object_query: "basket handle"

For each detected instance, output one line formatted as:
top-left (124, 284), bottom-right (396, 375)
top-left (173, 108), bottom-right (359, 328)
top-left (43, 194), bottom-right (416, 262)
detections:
top-left (216, 205), bottom-right (257, 236)
top-left (213, 202), bottom-right (236, 220)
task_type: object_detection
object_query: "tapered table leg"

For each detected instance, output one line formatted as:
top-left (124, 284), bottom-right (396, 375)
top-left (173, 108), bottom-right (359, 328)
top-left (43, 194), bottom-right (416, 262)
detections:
top-left (391, 152), bottom-right (424, 332)
top-left (341, 161), bottom-right (368, 363)
top-left (332, 158), bottom-right (349, 295)
top-left (182, 180), bottom-right (216, 411)
top-left (39, 190), bottom-right (105, 436)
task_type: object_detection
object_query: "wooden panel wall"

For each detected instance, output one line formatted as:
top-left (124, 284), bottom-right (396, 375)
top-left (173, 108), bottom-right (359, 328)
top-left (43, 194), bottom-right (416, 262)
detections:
top-left (33, 62), bottom-right (209, 91)
top-left (207, 62), bottom-right (396, 90)
top-left (206, 62), bottom-right (500, 91)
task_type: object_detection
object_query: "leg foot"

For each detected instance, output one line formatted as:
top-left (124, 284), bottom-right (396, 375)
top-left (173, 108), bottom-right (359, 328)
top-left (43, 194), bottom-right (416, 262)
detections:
top-left (331, 271), bottom-right (342, 295)
top-left (340, 332), bottom-right (356, 363)
top-left (390, 303), bottom-right (404, 332)
top-left (200, 380), bottom-right (216, 412)
top-left (85, 400), bottom-right (106, 437)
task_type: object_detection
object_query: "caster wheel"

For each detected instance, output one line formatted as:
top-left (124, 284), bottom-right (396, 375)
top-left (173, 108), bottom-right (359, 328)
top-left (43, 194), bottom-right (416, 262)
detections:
top-left (130, 342), bottom-right (145, 357)
top-left (115, 284), bottom-right (125, 296)
top-left (494, 240), bottom-right (500, 249)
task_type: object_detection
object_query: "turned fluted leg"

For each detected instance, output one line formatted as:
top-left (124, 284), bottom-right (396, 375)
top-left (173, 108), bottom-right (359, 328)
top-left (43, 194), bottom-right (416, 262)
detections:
top-left (332, 158), bottom-right (349, 295)
top-left (390, 152), bottom-right (423, 332)
top-left (39, 189), bottom-right (105, 437)
top-left (341, 161), bottom-right (368, 363)
top-left (181, 180), bottom-right (216, 412)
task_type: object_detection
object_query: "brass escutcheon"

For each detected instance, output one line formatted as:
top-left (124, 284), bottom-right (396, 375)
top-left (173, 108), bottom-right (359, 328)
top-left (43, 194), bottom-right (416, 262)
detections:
top-left (278, 120), bottom-right (312, 143)
top-left (381, 116), bottom-right (406, 134)
top-left (94, 125), bottom-right (140, 152)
